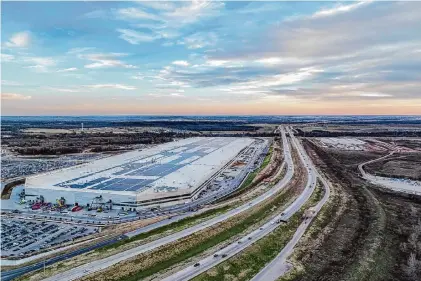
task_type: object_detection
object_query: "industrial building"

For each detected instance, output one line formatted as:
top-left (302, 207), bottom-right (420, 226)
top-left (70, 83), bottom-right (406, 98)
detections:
top-left (24, 137), bottom-right (255, 210)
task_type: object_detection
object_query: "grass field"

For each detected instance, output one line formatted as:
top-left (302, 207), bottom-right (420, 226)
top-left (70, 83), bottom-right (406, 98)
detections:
top-left (192, 182), bottom-right (323, 281)
top-left (97, 205), bottom-right (233, 252)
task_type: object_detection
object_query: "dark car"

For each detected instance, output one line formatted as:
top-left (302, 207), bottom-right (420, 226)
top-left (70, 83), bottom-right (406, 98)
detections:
top-left (194, 262), bottom-right (200, 267)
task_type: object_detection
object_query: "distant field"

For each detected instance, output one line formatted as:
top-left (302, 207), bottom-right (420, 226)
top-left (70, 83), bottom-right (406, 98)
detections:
top-left (299, 124), bottom-right (421, 133)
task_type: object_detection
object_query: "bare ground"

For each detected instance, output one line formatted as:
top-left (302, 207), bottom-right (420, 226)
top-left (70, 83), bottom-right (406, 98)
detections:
top-left (365, 153), bottom-right (421, 181)
top-left (290, 139), bottom-right (421, 281)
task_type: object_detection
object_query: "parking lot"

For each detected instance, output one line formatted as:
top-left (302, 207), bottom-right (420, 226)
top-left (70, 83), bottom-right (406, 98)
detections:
top-left (1, 153), bottom-right (105, 181)
top-left (197, 140), bottom-right (267, 199)
top-left (0, 218), bottom-right (97, 258)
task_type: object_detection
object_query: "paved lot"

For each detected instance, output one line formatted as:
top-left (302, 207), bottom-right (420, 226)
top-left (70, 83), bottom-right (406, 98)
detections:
top-left (1, 153), bottom-right (104, 180)
top-left (0, 218), bottom-right (97, 258)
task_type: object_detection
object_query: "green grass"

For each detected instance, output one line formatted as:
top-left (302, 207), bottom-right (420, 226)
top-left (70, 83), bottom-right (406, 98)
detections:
top-left (260, 146), bottom-right (273, 171)
top-left (240, 170), bottom-right (258, 189)
top-left (192, 184), bottom-right (324, 281)
top-left (97, 205), bottom-right (232, 252)
top-left (115, 180), bottom-right (298, 281)
top-left (195, 213), bottom-right (304, 281)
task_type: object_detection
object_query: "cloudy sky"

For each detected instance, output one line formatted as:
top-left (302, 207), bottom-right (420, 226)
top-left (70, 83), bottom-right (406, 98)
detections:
top-left (1, 1), bottom-right (421, 115)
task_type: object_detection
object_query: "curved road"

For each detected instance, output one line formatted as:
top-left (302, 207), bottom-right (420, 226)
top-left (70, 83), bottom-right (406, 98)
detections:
top-left (358, 151), bottom-right (421, 195)
top-left (358, 151), bottom-right (394, 179)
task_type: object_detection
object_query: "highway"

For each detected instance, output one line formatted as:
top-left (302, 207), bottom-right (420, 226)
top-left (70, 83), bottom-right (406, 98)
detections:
top-left (251, 128), bottom-right (332, 281)
top-left (160, 126), bottom-right (317, 281)
top-left (0, 235), bottom-right (124, 281)
top-left (35, 128), bottom-right (293, 281)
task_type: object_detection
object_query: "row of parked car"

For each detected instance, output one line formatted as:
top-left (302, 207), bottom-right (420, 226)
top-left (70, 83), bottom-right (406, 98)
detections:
top-left (1, 218), bottom-right (96, 258)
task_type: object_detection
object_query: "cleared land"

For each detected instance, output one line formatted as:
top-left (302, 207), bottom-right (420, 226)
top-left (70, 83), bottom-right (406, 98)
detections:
top-left (286, 139), bottom-right (421, 281)
top-left (365, 153), bottom-right (421, 181)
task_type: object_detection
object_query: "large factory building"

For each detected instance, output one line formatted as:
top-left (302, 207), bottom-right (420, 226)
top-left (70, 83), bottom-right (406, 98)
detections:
top-left (24, 137), bottom-right (254, 210)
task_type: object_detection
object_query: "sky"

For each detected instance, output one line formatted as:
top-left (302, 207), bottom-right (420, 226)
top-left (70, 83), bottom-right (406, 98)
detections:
top-left (1, 1), bottom-right (421, 116)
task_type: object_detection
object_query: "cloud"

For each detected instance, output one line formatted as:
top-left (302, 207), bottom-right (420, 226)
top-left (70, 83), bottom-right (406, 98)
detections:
top-left (311, 1), bottom-right (371, 19)
top-left (355, 92), bottom-right (392, 98)
top-left (1, 53), bottom-right (15, 62)
top-left (2, 1), bottom-right (420, 109)
top-left (5, 31), bottom-right (30, 48)
top-left (177, 32), bottom-right (217, 49)
top-left (117, 29), bottom-right (157, 44)
top-left (163, 0), bottom-right (224, 26)
top-left (45, 84), bottom-right (138, 92)
top-left (170, 93), bottom-right (185, 97)
top-left (84, 9), bottom-right (109, 19)
top-left (138, 2), bottom-right (176, 11)
top-left (183, 1), bottom-right (421, 103)
top-left (205, 60), bottom-right (230, 67)
top-left (1, 80), bottom-right (21, 86)
top-left (57, 67), bottom-right (77, 73)
top-left (237, 2), bottom-right (283, 14)
top-left (87, 84), bottom-right (136, 90)
top-left (1, 93), bottom-right (31, 100)
top-left (131, 74), bottom-right (144, 80)
top-left (115, 1), bottom-right (224, 44)
top-left (23, 57), bottom-right (56, 72)
top-left (67, 47), bottom-right (95, 54)
top-left (172, 60), bottom-right (189, 66)
top-left (268, 2), bottom-right (420, 59)
top-left (81, 53), bottom-right (137, 69)
top-left (116, 7), bottom-right (160, 21)
top-left (45, 87), bottom-right (81, 93)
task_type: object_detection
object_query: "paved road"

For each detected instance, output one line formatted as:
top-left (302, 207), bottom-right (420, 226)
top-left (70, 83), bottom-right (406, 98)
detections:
top-left (251, 128), bottom-right (332, 281)
top-left (161, 126), bottom-right (315, 281)
top-left (37, 129), bottom-right (293, 281)
top-left (358, 150), bottom-right (421, 195)
top-left (0, 235), bottom-right (124, 281)
top-left (358, 151), bottom-right (395, 179)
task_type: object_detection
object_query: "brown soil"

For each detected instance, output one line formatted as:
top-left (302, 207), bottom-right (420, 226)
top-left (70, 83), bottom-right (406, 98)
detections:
top-left (365, 153), bottom-right (421, 181)
top-left (292, 139), bottom-right (421, 281)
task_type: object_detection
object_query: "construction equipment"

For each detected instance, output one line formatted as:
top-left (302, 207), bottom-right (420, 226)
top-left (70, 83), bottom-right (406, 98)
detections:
top-left (56, 197), bottom-right (66, 208)
top-left (71, 205), bottom-right (83, 212)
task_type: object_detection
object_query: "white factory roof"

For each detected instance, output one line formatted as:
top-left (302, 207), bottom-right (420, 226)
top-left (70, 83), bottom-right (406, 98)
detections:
top-left (25, 137), bottom-right (254, 198)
